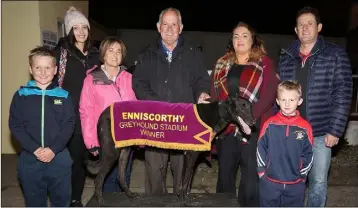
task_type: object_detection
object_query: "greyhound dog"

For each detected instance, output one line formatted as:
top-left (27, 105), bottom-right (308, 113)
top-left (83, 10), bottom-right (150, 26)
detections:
top-left (89, 96), bottom-right (255, 206)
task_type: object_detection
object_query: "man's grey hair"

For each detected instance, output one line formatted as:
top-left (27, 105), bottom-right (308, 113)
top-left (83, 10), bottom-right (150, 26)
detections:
top-left (157, 7), bottom-right (183, 26)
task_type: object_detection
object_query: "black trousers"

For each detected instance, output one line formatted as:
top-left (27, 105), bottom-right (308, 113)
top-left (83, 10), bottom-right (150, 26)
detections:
top-left (216, 132), bottom-right (260, 207)
top-left (67, 133), bottom-right (87, 201)
top-left (144, 147), bottom-right (184, 195)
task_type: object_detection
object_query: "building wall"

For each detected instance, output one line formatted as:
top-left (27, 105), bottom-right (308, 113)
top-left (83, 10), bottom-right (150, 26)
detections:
top-left (2, 1), bottom-right (88, 154)
top-left (39, 1), bottom-right (88, 40)
top-left (2, 1), bottom-right (41, 154)
top-left (347, 2), bottom-right (358, 73)
top-left (350, 2), bottom-right (358, 29)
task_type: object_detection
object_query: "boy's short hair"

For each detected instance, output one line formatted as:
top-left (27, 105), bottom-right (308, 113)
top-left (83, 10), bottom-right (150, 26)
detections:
top-left (277, 80), bottom-right (302, 97)
top-left (99, 37), bottom-right (127, 63)
top-left (28, 46), bottom-right (57, 66)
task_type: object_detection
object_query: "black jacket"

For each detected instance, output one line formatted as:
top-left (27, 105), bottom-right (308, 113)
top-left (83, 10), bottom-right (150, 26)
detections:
top-left (132, 36), bottom-right (211, 103)
top-left (53, 37), bottom-right (100, 134)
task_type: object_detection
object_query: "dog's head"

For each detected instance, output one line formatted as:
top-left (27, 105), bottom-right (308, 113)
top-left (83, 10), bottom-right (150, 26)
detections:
top-left (221, 96), bottom-right (256, 127)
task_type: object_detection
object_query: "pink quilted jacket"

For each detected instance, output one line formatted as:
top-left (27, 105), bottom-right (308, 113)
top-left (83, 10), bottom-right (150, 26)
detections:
top-left (79, 65), bottom-right (137, 150)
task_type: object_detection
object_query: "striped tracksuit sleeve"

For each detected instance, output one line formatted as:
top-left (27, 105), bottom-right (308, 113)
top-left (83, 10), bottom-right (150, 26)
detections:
top-left (300, 127), bottom-right (314, 180)
top-left (257, 123), bottom-right (269, 176)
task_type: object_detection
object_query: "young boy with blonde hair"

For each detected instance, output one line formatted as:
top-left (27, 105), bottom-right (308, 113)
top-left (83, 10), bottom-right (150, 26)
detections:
top-left (256, 80), bottom-right (314, 207)
top-left (9, 46), bottom-right (75, 207)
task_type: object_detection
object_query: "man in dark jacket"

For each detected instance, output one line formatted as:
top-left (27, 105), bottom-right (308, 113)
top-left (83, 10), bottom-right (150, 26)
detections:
top-left (277, 7), bottom-right (353, 207)
top-left (132, 7), bottom-right (211, 195)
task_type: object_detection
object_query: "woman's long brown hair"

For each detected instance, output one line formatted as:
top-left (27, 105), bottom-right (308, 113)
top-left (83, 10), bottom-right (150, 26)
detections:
top-left (226, 22), bottom-right (267, 63)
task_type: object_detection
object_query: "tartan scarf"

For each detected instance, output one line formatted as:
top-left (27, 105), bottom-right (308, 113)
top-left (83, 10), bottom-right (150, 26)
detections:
top-left (213, 53), bottom-right (264, 103)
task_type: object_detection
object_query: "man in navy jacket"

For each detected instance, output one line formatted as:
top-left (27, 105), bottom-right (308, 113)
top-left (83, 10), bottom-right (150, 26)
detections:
top-left (277, 7), bottom-right (353, 207)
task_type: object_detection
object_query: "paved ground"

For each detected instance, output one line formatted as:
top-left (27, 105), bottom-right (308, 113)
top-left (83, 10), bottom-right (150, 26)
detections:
top-left (2, 153), bottom-right (358, 207)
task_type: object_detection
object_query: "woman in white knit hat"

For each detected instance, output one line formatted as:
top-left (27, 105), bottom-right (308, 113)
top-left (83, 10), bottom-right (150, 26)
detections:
top-left (53, 7), bottom-right (99, 207)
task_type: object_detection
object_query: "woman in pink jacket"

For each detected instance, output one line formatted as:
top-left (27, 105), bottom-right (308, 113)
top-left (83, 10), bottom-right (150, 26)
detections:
top-left (79, 37), bottom-right (136, 192)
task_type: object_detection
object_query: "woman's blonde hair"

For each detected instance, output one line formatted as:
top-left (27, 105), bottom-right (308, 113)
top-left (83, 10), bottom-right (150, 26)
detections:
top-left (226, 22), bottom-right (267, 63)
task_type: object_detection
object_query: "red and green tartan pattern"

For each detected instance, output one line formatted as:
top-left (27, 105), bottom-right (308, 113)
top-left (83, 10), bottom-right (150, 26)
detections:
top-left (213, 53), bottom-right (263, 103)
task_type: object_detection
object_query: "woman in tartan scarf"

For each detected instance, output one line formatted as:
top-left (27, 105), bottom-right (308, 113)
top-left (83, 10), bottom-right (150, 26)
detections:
top-left (211, 22), bottom-right (279, 207)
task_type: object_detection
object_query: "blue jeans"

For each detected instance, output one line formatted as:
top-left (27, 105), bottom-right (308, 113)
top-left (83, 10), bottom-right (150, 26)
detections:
top-left (103, 150), bottom-right (134, 192)
top-left (307, 135), bottom-right (331, 207)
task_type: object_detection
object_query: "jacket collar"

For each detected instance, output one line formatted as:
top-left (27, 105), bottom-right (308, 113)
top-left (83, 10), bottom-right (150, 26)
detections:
top-left (88, 65), bottom-right (127, 85)
top-left (281, 35), bottom-right (326, 58)
top-left (25, 80), bottom-right (58, 90)
top-left (277, 110), bottom-right (301, 123)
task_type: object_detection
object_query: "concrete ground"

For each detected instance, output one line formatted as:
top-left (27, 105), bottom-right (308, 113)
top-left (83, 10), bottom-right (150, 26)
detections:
top-left (2, 153), bottom-right (358, 207)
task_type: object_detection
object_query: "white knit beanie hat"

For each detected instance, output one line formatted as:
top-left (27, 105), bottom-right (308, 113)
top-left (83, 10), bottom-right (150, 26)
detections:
top-left (64, 6), bottom-right (90, 35)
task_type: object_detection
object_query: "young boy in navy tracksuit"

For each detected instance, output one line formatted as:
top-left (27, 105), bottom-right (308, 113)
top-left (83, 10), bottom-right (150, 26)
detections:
top-left (8, 46), bottom-right (75, 207)
top-left (256, 80), bottom-right (314, 207)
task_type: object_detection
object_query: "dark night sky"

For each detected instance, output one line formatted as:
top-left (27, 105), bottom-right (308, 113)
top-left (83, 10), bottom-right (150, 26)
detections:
top-left (89, 0), bottom-right (355, 37)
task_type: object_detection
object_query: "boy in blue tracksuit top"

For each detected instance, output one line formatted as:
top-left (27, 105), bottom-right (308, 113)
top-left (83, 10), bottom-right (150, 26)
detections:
top-left (8, 46), bottom-right (75, 207)
top-left (257, 80), bottom-right (314, 207)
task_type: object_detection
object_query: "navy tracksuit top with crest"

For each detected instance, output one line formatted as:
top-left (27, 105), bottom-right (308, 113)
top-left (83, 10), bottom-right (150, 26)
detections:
top-left (257, 111), bottom-right (314, 184)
